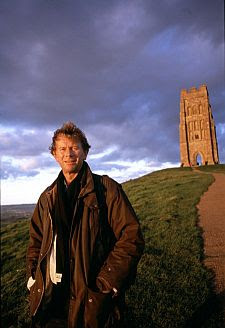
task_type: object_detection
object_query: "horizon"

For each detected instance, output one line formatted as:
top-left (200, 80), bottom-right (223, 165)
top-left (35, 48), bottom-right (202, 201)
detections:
top-left (3, 162), bottom-right (225, 206)
top-left (1, 161), bottom-right (179, 205)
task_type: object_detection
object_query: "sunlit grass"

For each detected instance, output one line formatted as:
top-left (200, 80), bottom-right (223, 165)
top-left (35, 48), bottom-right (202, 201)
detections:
top-left (123, 166), bottom-right (224, 327)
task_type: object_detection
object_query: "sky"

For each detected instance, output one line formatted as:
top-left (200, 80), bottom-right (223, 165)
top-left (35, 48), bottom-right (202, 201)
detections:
top-left (1, 0), bottom-right (224, 205)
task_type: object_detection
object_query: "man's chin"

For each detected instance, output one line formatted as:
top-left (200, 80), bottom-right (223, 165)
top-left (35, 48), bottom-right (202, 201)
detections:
top-left (64, 164), bottom-right (81, 174)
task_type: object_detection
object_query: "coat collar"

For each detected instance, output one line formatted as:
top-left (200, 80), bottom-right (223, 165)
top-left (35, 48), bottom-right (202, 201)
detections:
top-left (45, 161), bottom-right (98, 211)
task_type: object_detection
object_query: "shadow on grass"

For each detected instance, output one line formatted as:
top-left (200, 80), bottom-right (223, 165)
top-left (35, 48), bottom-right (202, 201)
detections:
top-left (185, 290), bottom-right (225, 328)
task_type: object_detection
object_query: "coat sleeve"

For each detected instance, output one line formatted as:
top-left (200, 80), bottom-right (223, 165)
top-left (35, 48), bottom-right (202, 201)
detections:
top-left (26, 194), bottom-right (45, 280)
top-left (97, 177), bottom-right (145, 292)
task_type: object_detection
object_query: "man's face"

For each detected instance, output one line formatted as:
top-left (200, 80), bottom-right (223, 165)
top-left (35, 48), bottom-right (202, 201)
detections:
top-left (53, 134), bottom-right (87, 176)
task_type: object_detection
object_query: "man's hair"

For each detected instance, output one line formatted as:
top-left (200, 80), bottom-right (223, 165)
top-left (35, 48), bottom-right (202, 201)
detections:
top-left (49, 122), bottom-right (91, 155)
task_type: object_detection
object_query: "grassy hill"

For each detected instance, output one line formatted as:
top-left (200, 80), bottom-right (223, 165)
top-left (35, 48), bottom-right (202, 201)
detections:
top-left (1, 165), bottom-right (225, 327)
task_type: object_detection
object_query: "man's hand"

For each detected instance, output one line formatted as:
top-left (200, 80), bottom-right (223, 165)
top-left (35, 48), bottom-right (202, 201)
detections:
top-left (27, 276), bottom-right (36, 291)
top-left (96, 276), bottom-right (118, 297)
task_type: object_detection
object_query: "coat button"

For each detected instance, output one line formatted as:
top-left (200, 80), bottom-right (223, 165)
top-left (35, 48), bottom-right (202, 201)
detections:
top-left (37, 289), bottom-right (41, 293)
top-left (108, 267), bottom-right (111, 272)
top-left (88, 298), bottom-right (93, 303)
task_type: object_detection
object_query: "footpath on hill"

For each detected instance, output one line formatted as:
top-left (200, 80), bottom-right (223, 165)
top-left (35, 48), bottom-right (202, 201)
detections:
top-left (196, 171), bottom-right (225, 315)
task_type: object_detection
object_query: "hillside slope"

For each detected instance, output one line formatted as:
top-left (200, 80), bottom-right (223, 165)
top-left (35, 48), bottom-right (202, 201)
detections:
top-left (1, 165), bottom-right (225, 327)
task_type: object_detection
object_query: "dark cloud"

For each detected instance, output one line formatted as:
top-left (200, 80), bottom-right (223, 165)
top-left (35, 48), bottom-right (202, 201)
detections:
top-left (0, 0), bottom-right (224, 182)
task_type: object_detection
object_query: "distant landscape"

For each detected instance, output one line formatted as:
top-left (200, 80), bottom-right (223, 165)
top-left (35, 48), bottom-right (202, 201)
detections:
top-left (1, 204), bottom-right (35, 224)
top-left (1, 165), bottom-right (225, 327)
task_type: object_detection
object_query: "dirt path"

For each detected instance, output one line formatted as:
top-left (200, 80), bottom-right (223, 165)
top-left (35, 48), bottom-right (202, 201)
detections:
top-left (197, 172), bottom-right (225, 315)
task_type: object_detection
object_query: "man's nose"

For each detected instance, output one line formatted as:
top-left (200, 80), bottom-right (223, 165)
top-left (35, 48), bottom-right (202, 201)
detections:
top-left (65, 147), bottom-right (75, 157)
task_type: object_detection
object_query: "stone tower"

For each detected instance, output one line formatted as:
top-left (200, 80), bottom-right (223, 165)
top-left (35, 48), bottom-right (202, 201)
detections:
top-left (179, 84), bottom-right (219, 166)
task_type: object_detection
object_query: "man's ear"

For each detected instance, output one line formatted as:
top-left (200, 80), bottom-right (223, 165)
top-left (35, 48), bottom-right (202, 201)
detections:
top-left (52, 150), bottom-right (57, 160)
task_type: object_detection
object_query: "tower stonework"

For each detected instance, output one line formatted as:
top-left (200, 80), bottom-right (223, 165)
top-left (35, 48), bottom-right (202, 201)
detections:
top-left (179, 84), bottom-right (219, 166)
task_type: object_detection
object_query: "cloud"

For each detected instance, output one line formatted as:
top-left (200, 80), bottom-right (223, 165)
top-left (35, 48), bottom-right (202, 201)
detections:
top-left (94, 1), bottom-right (148, 46)
top-left (1, 157), bottom-right (40, 179)
top-left (0, 0), bottom-right (224, 189)
top-left (89, 155), bottom-right (179, 183)
top-left (0, 127), bottom-right (52, 156)
top-left (1, 153), bottom-right (57, 179)
top-left (1, 0), bottom-right (223, 125)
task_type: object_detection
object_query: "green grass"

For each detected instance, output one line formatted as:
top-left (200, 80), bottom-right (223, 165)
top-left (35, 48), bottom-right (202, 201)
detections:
top-left (195, 164), bottom-right (225, 174)
top-left (1, 165), bottom-right (225, 327)
top-left (123, 166), bottom-right (224, 327)
top-left (1, 219), bottom-right (31, 327)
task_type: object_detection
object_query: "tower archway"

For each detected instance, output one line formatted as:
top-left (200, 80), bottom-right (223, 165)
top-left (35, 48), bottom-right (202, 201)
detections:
top-left (196, 153), bottom-right (203, 166)
top-left (192, 151), bottom-right (204, 166)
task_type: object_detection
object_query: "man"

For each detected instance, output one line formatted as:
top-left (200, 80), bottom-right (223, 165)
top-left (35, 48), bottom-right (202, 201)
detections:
top-left (26, 122), bottom-right (144, 328)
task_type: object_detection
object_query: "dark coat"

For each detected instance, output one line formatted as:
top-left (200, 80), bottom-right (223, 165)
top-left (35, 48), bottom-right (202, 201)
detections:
top-left (26, 163), bottom-right (144, 327)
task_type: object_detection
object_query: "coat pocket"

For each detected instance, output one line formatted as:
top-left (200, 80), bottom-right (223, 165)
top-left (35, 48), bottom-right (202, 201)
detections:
top-left (84, 287), bottom-right (112, 328)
